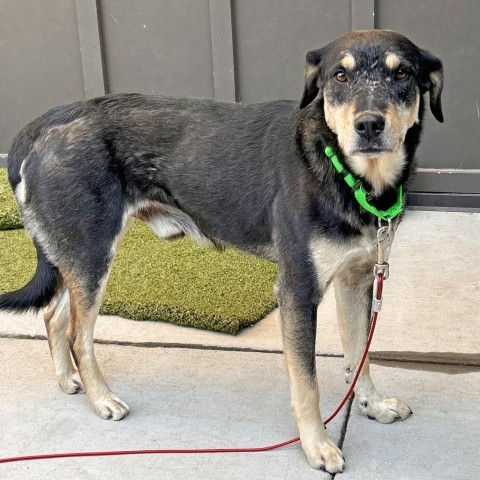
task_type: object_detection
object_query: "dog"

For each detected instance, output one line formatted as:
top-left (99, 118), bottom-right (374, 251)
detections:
top-left (0, 29), bottom-right (443, 473)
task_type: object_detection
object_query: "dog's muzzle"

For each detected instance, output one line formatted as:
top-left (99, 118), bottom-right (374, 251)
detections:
top-left (355, 113), bottom-right (385, 142)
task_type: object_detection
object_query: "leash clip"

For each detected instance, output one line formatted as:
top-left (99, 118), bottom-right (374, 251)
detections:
top-left (372, 268), bottom-right (385, 312)
top-left (374, 262), bottom-right (389, 281)
top-left (374, 218), bottom-right (392, 280)
top-left (372, 218), bottom-right (393, 311)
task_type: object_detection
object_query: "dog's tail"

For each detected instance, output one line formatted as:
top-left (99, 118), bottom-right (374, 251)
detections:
top-left (1, 112), bottom-right (61, 313)
top-left (0, 241), bottom-right (60, 313)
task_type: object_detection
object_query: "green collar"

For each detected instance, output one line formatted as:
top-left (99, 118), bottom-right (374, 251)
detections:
top-left (324, 146), bottom-right (404, 221)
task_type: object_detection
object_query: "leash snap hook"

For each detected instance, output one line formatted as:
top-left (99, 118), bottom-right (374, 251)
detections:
top-left (374, 261), bottom-right (389, 281)
top-left (371, 272), bottom-right (384, 313)
top-left (375, 217), bottom-right (392, 269)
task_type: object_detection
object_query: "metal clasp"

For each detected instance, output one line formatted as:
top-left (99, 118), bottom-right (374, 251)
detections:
top-left (374, 218), bottom-right (393, 280)
top-left (371, 273), bottom-right (383, 312)
top-left (374, 262), bottom-right (389, 281)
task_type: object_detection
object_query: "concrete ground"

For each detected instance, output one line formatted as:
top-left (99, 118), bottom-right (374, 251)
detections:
top-left (0, 210), bottom-right (479, 479)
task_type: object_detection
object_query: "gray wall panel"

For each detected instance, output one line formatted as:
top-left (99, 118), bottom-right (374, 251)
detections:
top-left (232, 0), bottom-right (351, 103)
top-left (0, 0), bottom-right (85, 152)
top-left (76, 0), bottom-right (106, 98)
top-left (99, 0), bottom-right (214, 98)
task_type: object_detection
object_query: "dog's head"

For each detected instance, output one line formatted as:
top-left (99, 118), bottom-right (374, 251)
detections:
top-left (300, 30), bottom-right (443, 193)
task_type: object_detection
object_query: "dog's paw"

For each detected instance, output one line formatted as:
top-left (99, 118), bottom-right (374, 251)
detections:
top-left (358, 395), bottom-right (412, 424)
top-left (302, 436), bottom-right (345, 473)
top-left (58, 370), bottom-right (84, 394)
top-left (93, 394), bottom-right (130, 420)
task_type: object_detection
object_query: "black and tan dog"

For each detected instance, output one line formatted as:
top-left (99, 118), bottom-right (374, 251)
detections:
top-left (0, 30), bottom-right (443, 472)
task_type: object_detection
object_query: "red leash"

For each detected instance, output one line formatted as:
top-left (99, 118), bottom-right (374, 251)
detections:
top-left (0, 275), bottom-right (383, 465)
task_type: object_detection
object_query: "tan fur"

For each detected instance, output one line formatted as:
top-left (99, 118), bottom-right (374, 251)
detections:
top-left (340, 52), bottom-right (356, 70)
top-left (388, 92), bottom-right (421, 134)
top-left (334, 261), bottom-right (373, 383)
top-left (430, 69), bottom-right (443, 88)
top-left (305, 64), bottom-right (320, 87)
top-left (282, 319), bottom-right (344, 471)
top-left (309, 234), bottom-right (375, 287)
top-left (324, 99), bottom-right (357, 152)
top-left (334, 29), bottom-right (408, 52)
top-left (333, 241), bottom-right (412, 423)
top-left (429, 69), bottom-right (444, 107)
top-left (44, 288), bottom-right (83, 394)
top-left (44, 215), bottom-right (133, 419)
top-left (385, 52), bottom-right (401, 70)
top-left (66, 278), bottom-right (126, 418)
top-left (348, 150), bottom-right (406, 195)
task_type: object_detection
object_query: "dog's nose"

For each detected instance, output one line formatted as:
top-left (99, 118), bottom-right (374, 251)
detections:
top-left (355, 114), bottom-right (385, 141)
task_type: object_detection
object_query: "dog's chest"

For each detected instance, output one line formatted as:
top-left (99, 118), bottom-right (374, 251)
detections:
top-left (308, 227), bottom-right (378, 286)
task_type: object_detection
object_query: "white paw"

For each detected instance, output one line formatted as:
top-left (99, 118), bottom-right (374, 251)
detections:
top-left (93, 394), bottom-right (130, 420)
top-left (58, 370), bottom-right (84, 394)
top-left (302, 436), bottom-right (345, 473)
top-left (358, 395), bottom-right (412, 424)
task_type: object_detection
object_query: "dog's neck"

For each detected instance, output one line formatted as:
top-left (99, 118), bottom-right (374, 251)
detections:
top-left (346, 150), bottom-right (407, 197)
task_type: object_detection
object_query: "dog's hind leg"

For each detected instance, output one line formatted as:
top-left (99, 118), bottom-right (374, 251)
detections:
top-left (43, 287), bottom-right (83, 394)
top-left (334, 258), bottom-right (412, 423)
top-left (66, 273), bottom-right (129, 420)
top-left (64, 217), bottom-right (132, 420)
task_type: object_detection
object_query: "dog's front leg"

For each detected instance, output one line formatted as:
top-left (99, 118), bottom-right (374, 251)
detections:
top-left (277, 275), bottom-right (344, 473)
top-left (334, 258), bottom-right (412, 423)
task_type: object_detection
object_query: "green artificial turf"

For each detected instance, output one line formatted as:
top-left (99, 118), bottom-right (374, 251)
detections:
top-left (0, 169), bottom-right (22, 230)
top-left (0, 222), bottom-right (278, 334)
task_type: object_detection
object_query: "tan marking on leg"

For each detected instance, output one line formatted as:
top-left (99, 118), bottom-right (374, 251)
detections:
top-left (65, 215), bottom-right (133, 420)
top-left (282, 326), bottom-right (344, 473)
top-left (44, 288), bottom-right (83, 394)
top-left (334, 253), bottom-right (412, 424)
top-left (334, 262), bottom-right (373, 384)
top-left (67, 280), bottom-right (129, 419)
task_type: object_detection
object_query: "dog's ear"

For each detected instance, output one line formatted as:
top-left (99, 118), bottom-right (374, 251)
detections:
top-left (299, 49), bottom-right (324, 109)
top-left (419, 49), bottom-right (444, 123)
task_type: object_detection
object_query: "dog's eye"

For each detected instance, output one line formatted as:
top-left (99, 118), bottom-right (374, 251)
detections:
top-left (394, 68), bottom-right (409, 81)
top-left (334, 70), bottom-right (348, 83)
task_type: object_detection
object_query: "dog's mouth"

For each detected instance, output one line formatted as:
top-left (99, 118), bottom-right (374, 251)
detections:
top-left (351, 147), bottom-right (393, 157)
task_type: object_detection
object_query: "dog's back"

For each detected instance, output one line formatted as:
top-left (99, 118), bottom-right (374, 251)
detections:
top-left (3, 94), bottom-right (299, 317)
